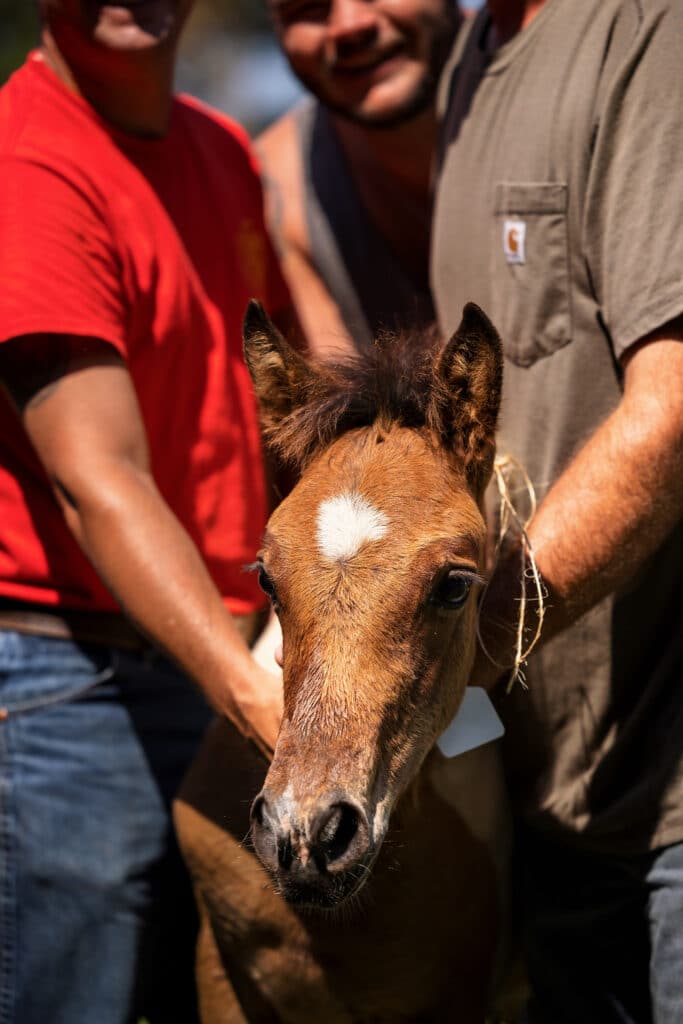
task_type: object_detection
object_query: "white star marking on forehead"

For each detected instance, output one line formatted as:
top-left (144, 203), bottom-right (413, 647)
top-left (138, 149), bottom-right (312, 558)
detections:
top-left (316, 492), bottom-right (389, 562)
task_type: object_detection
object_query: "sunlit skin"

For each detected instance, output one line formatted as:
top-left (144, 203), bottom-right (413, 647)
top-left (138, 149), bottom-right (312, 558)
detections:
top-left (268, 0), bottom-right (458, 128)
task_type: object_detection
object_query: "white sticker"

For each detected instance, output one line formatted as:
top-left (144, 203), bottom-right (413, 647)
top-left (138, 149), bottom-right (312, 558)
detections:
top-left (436, 687), bottom-right (505, 759)
top-left (503, 219), bottom-right (526, 264)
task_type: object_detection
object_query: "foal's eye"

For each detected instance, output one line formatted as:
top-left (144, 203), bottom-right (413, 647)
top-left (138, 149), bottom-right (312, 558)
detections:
top-left (257, 566), bottom-right (278, 605)
top-left (429, 571), bottom-right (472, 610)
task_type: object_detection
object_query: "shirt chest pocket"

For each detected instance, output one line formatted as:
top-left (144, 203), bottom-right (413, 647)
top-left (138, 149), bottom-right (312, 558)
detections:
top-left (492, 183), bottom-right (571, 367)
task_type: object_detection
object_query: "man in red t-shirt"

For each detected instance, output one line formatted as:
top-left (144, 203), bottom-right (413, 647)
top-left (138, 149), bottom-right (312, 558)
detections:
top-left (0, 2), bottom-right (291, 1020)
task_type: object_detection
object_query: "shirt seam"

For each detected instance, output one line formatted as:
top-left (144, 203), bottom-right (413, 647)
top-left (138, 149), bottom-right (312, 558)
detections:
top-left (0, 321), bottom-right (127, 358)
top-left (611, 289), bottom-right (683, 357)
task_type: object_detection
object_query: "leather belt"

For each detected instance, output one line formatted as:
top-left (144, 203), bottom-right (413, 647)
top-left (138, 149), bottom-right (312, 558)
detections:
top-left (0, 599), bottom-right (266, 650)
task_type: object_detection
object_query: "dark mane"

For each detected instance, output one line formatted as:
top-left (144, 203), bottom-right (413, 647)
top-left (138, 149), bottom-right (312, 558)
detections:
top-left (264, 324), bottom-right (443, 469)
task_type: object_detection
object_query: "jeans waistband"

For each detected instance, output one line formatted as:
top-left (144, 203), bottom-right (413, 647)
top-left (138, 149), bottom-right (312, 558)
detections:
top-left (0, 598), bottom-right (148, 650)
top-left (0, 598), bottom-right (267, 651)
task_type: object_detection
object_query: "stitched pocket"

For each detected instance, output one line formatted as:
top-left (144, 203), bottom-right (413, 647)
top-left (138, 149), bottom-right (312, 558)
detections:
top-left (0, 631), bottom-right (116, 715)
top-left (492, 182), bottom-right (571, 367)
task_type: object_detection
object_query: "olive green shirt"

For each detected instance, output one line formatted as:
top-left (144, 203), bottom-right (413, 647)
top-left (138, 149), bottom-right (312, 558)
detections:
top-left (432, 0), bottom-right (683, 852)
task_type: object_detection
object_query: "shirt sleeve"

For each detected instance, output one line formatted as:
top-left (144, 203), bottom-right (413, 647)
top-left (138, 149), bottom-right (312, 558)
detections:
top-left (0, 157), bottom-right (128, 353)
top-left (584, 3), bottom-right (683, 357)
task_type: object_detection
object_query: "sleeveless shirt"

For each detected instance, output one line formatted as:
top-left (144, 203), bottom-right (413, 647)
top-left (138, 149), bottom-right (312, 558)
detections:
top-left (294, 98), bottom-right (434, 350)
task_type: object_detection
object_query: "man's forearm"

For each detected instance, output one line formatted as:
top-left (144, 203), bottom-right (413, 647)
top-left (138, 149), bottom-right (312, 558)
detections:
top-left (56, 460), bottom-right (281, 751)
top-left (474, 336), bottom-right (683, 690)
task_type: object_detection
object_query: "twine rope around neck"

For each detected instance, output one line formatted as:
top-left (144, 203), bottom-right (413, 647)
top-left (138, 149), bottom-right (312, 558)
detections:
top-left (476, 454), bottom-right (547, 692)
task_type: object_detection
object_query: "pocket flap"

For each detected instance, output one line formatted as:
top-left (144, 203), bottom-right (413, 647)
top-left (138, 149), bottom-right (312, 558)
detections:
top-left (494, 182), bottom-right (568, 216)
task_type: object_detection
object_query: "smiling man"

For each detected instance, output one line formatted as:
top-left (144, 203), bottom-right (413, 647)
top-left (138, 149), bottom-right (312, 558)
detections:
top-left (0, 2), bottom-right (290, 1021)
top-left (258, 0), bottom-right (460, 355)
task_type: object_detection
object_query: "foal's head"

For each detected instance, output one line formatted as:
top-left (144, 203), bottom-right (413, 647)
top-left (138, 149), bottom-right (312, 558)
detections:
top-left (244, 302), bottom-right (502, 908)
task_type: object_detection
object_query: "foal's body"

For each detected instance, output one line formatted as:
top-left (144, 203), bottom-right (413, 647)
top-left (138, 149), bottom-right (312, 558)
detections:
top-left (178, 723), bottom-right (508, 1023)
top-left (176, 304), bottom-right (510, 1023)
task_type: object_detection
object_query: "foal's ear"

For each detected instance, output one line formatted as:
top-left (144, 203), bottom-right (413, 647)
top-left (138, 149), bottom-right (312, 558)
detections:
top-left (430, 303), bottom-right (503, 494)
top-left (243, 300), bottom-right (320, 432)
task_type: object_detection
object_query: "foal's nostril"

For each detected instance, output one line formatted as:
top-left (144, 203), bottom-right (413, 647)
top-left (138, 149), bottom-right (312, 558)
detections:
top-left (311, 802), bottom-right (362, 866)
top-left (277, 834), bottom-right (294, 871)
top-left (250, 794), bottom-right (266, 828)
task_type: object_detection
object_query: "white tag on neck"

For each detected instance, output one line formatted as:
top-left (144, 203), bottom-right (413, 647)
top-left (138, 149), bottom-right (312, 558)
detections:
top-left (436, 688), bottom-right (505, 759)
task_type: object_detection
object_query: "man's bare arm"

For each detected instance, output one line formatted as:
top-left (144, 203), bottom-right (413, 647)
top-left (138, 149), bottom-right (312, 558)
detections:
top-left (473, 324), bottom-right (683, 690)
top-left (257, 113), bottom-right (357, 360)
top-left (0, 336), bottom-right (282, 753)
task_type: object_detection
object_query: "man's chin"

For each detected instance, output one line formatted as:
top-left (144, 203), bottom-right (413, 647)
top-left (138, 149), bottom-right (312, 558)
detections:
top-left (324, 81), bottom-right (436, 130)
top-left (93, 2), bottom-right (180, 50)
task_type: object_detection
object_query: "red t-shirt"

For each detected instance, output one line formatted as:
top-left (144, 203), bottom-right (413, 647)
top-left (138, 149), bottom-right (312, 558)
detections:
top-left (0, 54), bottom-right (289, 615)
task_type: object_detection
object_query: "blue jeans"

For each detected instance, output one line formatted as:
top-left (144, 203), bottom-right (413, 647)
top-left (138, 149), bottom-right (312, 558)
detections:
top-left (0, 630), bottom-right (212, 1024)
top-left (518, 829), bottom-right (683, 1024)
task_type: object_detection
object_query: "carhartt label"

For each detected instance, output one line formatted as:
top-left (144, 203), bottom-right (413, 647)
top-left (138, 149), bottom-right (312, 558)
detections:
top-left (436, 687), bottom-right (505, 758)
top-left (503, 219), bottom-right (526, 264)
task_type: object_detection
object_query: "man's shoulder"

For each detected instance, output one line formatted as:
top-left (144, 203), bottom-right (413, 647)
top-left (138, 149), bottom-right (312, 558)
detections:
top-left (175, 93), bottom-right (244, 137)
top-left (175, 92), bottom-right (254, 159)
top-left (255, 100), bottom-right (313, 223)
top-left (255, 101), bottom-right (314, 253)
top-left (442, 0), bottom-right (681, 104)
top-left (597, 0), bottom-right (682, 43)
top-left (0, 55), bottom-right (80, 162)
top-left (0, 60), bottom-right (31, 154)
top-left (256, 97), bottom-right (346, 219)
top-left (256, 98), bottom-right (315, 178)
top-left (542, 0), bottom-right (681, 53)
top-left (0, 58), bottom-right (119, 207)
top-left (635, 0), bottom-right (683, 18)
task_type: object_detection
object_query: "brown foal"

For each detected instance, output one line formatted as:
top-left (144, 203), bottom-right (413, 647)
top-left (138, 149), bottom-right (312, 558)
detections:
top-left (175, 301), bottom-right (510, 1023)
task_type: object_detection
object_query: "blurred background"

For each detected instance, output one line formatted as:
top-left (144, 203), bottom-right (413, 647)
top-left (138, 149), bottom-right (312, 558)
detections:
top-left (0, 0), bottom-right (485, 136)
top-left (175, 0), bottom-right (305, 133)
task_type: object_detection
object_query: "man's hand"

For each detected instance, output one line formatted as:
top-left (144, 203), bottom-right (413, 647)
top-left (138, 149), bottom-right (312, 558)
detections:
top-left (243, 613), bottom-right (285, 757)
top-left (233, 661), bottom-right (284, 759)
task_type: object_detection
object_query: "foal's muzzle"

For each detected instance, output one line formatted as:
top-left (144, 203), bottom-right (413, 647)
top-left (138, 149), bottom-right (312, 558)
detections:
top-left (250, 791), bottom-right (373, 908)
